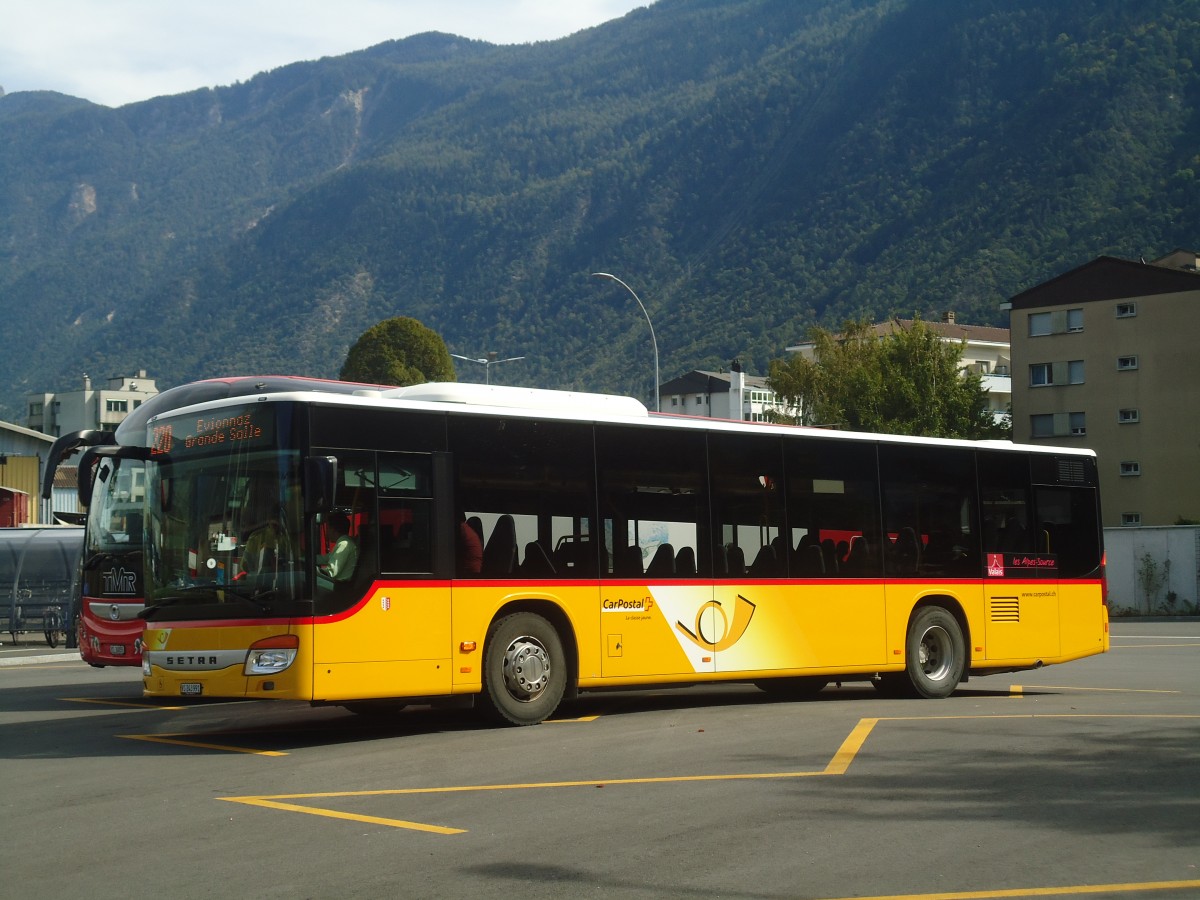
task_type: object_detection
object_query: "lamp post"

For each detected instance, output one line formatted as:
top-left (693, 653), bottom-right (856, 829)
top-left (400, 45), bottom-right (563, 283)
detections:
top-left (450, 352), bottom-right (525, 385)
top-left (590, 272), bottom-right (660, 411)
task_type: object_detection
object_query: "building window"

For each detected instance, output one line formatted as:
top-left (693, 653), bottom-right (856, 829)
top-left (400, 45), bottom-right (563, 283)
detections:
top-left (1120, 513), bottom-right (1141, 527)
top-left (1119, 461), bottom-right (1141, 477)
top-left (29, 402), bottom-right (43, 416)
top-left (1068, 360), bottom-right (1085, 384)
top-left (1116, 302), bottom-right (1137, 318)
top-left (1029, 309), bottom-right (1084, 336)
top-left (671, 397), bottom-right (679, 408)
top-left (1030, 363), bottom-right (1052, 386)
top-left (1118, 408), bottom-right (1140, 424)
top-left (105, 399), bottom-right (129, 413)
top-left (1117, 355), bottom-right (1138, 371)
top-left (1030, 412), bottom-right (1085, 438)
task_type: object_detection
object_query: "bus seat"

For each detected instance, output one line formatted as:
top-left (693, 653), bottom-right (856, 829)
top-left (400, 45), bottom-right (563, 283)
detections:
top-left (482, 515), bottom-right (517, 576)
top-left (797, 542), bottom-right (825, 575)
top-left (646, 543), bottom-right (675, 578)
top-left (674, 546), bottom-right (696, 577)
top-left (822, 539), bottom-right (839, 574)
top-left (890, 527), bottom-right (921, 575)
top-left (521, 541), bottom-right (556, 577)
top-left (749, 544), bottom-right (777, 577)
top-left (616, 545), bottom-right (643, 577)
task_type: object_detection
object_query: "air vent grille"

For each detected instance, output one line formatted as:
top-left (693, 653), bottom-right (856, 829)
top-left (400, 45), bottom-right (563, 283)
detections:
top-left (990, 598), bottom-right (1020, 622)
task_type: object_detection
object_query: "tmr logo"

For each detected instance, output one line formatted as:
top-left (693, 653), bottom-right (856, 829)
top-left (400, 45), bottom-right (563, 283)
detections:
top-left (102, 566), bottom-right (138, 595)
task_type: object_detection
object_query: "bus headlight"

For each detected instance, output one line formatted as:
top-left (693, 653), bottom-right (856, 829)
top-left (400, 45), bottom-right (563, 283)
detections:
top-left (244, 635), bottom-right (299, 675)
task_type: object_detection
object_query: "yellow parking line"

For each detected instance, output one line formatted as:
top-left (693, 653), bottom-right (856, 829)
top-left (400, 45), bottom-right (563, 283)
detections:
top-left (119, 733), bottom-right (287, 756)
top-left (811, 878), bottom-right (1200, 899)
top-left (221, 797), bottom-right (463, 834)
top-left (1012, 685), bottom-right (1181, 694)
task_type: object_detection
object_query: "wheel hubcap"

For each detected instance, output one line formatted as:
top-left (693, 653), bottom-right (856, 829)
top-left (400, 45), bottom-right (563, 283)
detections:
top-left (918, 625), bottom-right (953, 681)
top-left (502, 636), bottom-right (551, 702)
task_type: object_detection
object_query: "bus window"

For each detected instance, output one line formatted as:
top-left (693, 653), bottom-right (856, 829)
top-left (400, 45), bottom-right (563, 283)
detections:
top-left (450, 416), bottom-right (596, 579)
top-left (596, 425), bottom-right (706, 579)
top-left (879, 445), bottom-right (979, 577)
top-left (978, 450), bottom-right (1033, 554)
top-left (1035, 487), bottom-right (1101, 578)
top-left (378, 454), bottom-right (434, 576)
top-left (709, 433), bottom-right (784, 578)
top-left (785, 439), bottom-right (881, 577)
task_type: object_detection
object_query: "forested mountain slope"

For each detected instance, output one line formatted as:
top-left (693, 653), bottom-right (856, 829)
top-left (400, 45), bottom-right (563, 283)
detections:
top-left (1, 0), bottom-right (1196, 414)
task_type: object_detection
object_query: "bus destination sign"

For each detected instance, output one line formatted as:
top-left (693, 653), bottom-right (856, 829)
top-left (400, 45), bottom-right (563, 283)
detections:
top-left (150, 407), bottom-right (274, 457)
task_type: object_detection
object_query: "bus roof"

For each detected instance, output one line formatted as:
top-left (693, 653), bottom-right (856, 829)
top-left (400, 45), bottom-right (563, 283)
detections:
top-left (143, 378), bottom-right (1096, 459)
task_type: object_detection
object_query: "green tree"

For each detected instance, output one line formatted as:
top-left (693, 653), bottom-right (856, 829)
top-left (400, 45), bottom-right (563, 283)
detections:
top-left (767, 317), bottom-right (1008, 440)
top-left (340, 317), bottom-right (456, 386)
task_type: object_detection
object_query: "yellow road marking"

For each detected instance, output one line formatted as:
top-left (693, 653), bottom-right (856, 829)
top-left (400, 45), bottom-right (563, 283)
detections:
top-left (223, 712), bottom-right (1200, 834)
top-left (1012, 685), bottom-right (1182, 694)
top-left (220, 797), bottom-right (463, 834)
top-left (63, 697), bottom-right (187, 710)
top-left (810, 879), bottom-right (1200, 899)
top-left (118, 733), bottom-right (287, 756)
top-left (824, 716), bottom-right (878, 775)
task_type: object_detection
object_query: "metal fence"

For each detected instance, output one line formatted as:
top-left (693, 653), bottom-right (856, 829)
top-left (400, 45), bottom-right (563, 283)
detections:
top-left (0, 527), bottom-right (83, 645)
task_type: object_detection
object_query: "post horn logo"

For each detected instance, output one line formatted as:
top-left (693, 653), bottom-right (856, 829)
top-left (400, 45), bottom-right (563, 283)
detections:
top-left (675, 594), bottom-right (757, 652)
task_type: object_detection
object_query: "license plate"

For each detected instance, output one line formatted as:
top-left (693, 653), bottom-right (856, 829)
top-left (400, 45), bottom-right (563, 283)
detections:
top-left (180, 682), bottom-right (203, 696)
top-left (109, 644), bottom-right (126, 656)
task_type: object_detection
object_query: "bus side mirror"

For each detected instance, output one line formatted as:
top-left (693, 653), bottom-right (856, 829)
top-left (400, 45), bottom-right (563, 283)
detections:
top-left (304, 456), bottom-right (338, 515)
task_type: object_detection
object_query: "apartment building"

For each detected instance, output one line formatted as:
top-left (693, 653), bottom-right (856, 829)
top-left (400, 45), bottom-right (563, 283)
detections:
top-left (1006, 251), bottom-right (1200, 527)
top-left (26, 370), bottom-right (159, 437)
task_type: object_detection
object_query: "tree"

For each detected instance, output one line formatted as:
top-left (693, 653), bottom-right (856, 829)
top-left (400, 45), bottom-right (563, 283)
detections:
top-left (340, 317), bottom-right (456, 386)
top-left (767, 317), bottom-right (1008, 440)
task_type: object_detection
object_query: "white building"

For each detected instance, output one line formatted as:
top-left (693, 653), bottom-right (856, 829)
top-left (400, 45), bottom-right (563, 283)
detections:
top-left (659, 362), bottom-right (796, 422)
top-left (26, 370), bottom-right (159, 437)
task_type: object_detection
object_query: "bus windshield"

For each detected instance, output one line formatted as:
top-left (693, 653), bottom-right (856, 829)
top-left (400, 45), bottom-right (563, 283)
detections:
top-left (144, 405), bottom-right (309, 618)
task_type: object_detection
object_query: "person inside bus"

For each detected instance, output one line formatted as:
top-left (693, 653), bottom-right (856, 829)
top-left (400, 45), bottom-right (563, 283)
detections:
top-left (318, 512), bottom-right (359, 581)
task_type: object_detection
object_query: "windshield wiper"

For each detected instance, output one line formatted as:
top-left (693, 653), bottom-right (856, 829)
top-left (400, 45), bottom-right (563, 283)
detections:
top-left (141, 583), bottom-right (276, 615)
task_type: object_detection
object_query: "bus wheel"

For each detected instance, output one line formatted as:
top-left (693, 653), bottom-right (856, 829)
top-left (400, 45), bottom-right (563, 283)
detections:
top-left (482, 612), bottom-right (566, 726)
top-left (904, 606), bottom-right (965, 699)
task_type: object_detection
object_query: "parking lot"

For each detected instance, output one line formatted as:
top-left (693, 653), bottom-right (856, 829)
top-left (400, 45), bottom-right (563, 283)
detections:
top-left (2, 621), bottom-right (1198, 900)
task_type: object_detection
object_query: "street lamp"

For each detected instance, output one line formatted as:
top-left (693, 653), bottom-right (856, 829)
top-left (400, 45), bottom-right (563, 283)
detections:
top-left (590, 272), bottom-right (660, 412)
top-left (450, 352), bottom-right (525, 385)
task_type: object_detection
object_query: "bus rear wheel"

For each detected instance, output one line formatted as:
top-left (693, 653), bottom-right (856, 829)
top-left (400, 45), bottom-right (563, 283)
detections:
top-left (903, 606), bottom-right (965, 699)
top-left (482, 612), bottom-right (566, 726)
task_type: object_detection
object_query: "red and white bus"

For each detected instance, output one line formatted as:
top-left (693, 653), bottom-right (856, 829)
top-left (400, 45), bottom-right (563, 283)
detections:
top-left (43, 376), bottom-right (380, 666)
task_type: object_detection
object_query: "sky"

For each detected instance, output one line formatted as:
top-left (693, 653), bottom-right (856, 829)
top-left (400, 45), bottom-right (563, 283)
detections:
top-left (0, 0), bottom-right (647, 108)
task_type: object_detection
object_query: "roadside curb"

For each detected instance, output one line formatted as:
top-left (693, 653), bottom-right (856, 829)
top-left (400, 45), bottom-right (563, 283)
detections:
top-left (0, 653), bottom-right (82, 667)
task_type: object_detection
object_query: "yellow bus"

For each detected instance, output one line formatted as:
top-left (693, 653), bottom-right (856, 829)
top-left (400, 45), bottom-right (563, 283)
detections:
top-left (139, 380), bottom-right (1108, 724)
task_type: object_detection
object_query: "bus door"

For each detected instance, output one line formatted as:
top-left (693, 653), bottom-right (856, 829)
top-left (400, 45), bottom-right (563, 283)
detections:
top-left (980, 452), bottom-right (1059, 662)
top-left (311, 451), bottom-right (452, 700)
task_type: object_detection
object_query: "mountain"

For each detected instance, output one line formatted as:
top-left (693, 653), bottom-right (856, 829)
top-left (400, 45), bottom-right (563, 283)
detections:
top-left (2, 0), bottom-right (1197, 417)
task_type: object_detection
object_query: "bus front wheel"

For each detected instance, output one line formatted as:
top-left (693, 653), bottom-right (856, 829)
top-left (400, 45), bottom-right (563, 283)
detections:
top-left (482, 612), bottom-right (566, 726)
top-left (903, 606), bottom-right (965, 699)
